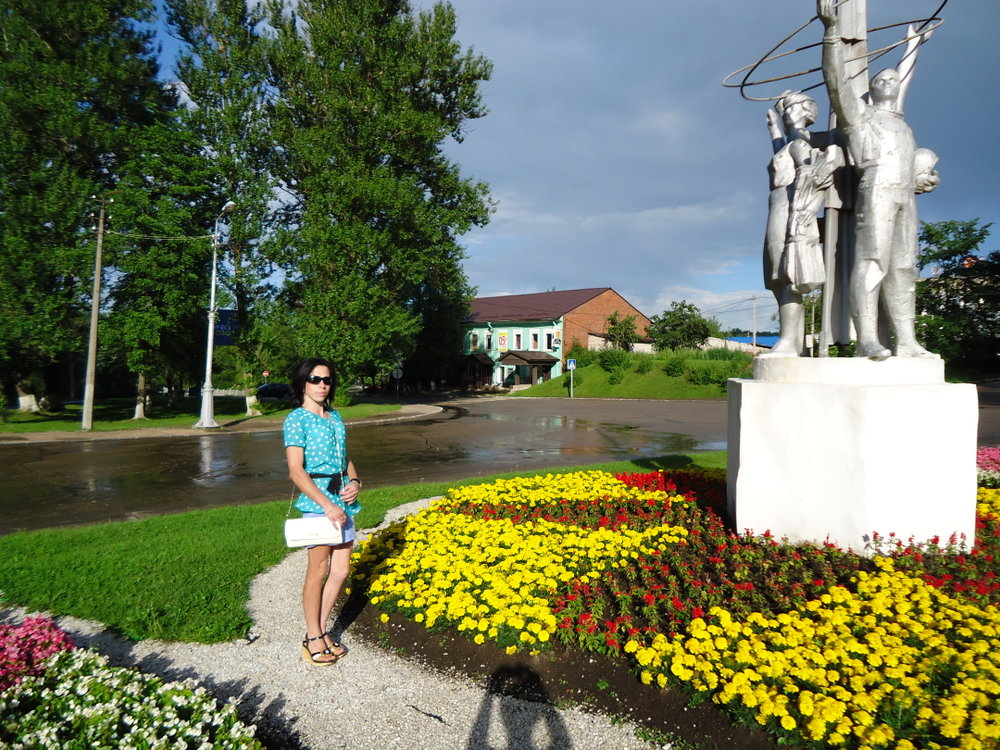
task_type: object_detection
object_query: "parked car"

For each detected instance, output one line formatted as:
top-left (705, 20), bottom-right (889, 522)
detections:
top-left (256, 382), bottom-right (292, 400)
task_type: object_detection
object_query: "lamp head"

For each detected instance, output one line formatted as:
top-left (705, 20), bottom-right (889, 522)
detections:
top-left (219, 200), bottom-right (236, 217)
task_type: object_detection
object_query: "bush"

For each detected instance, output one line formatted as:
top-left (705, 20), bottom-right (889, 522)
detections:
top-left (607, 367), bottom-right (627, 385)
top-left (662, 354), bottom-right (687, 377)
top-left (597, 348), bottom-right (631, 373)
top-left (685, 363), bottom-right (715, 385)
top-left (565, 341), bottom-right (597, 368)
top-left (684, 360), bottom-right (744, 386)
top-left (703, 348), bottom-right (753, 364)
top-left (633, 354), bottom-right (654, 374)
top-left (562, 371), bottom-right (583, 389)
top-left (333, 384), bottom-right (354, 408)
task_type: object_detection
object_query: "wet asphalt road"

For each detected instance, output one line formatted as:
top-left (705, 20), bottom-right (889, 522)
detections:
top-left (0, 397), bottom-right (730, 535)
top-left (2, 387), bottom-right (998, 536)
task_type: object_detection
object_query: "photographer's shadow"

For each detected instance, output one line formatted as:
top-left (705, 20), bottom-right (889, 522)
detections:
top-left (466, 665), bottom-right (572, 750)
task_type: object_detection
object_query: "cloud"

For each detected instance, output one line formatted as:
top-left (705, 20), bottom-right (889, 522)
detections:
top-left (435, 0), bottom-right (999, 331)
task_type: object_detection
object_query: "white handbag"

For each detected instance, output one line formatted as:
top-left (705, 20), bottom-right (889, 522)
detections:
top-left (284, 515), bottom-right (343, 547)
top-left (284, 489), bottom-right (343, 547)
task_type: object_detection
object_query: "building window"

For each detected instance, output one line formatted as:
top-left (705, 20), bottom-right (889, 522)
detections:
top-left (531, 333), bottom-right (539, 350)
top-left (486, 333), bottom-right (493, 350)
top-left (546, 333), bottom-right (554, 349)
top-left (471, 333), bottom-right (479, 350)
top-left (515, 333), bottom-right (522, 349)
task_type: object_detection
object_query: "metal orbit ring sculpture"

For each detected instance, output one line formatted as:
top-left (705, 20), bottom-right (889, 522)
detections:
top-left (722, 0), bottom-right (949, 102)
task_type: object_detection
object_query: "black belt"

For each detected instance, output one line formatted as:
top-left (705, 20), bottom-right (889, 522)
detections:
top-left (308, 473), bottom-right (342, 493)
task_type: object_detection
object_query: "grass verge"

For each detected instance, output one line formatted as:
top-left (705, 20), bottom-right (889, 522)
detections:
top-left (0, 452), bottom-right (725, 643)
top-left (0, 397), bottom-right (401, 433)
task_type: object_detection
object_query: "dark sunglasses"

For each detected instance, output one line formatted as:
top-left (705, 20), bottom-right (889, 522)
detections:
top-left (305, 375), bottom-right (333, 385)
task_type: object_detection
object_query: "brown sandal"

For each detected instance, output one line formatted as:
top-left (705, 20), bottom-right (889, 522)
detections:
top-left (324, 631), bottom-right (348, 659)
top-left (302, 634), bottom-right (338, 666)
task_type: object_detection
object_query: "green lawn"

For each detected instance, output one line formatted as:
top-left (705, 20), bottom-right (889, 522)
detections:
top-left (514, 363), bottom-right (729, 400)
top-left (0, 397), bottom-right (401, 433)
top-left (0, 452), bottom-right (725, 643)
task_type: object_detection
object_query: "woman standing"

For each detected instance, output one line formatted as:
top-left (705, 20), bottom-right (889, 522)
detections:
top-left (284, 357), bottom-right (362, 666)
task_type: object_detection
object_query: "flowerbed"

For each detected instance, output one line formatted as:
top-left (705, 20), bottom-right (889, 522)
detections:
top-left (980, 447), bottom-right (1000, 489)
top-left (352, 462), bottom-right (1000, 750)
top-left (0, 616), bottom-right (261, 747)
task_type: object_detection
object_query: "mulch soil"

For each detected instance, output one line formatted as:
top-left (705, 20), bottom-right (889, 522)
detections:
top-left (334, 592), bottom-right (784, 750)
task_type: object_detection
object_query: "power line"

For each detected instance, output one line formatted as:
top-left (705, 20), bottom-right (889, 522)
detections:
top-left (104, 229), bottom-right (213, 242)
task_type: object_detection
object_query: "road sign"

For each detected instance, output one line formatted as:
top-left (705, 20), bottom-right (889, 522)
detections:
top-left (566, 359), bottom-right (576, 370)
top-left (392, 368), bottom-right (403, 380)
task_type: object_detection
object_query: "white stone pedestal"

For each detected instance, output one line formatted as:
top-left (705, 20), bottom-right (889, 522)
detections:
top-left (727, 357), bottom-right (979, 554)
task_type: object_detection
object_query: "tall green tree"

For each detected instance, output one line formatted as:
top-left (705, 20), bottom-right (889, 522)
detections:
top-left (103, 112), bottom-right (221, 416)
top-left (267, 0), bottom-right (493, 400)
top-left (0, 0), bottom-right (165, 406)
top-left (648, 301), bottom-right (713, 351)
top-left (167, 0), bottom-right (283, 409)
top-left (605, 311), bottom-right (638, 351)
top-left (917, 219), bottom-right (999, 374)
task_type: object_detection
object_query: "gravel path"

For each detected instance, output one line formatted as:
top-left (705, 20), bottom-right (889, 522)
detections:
top-left (1, 499), bottom-right (657, 750)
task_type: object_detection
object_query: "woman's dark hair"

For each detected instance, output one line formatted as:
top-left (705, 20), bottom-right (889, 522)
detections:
top-left (290, 357), bottom-right (336, 408)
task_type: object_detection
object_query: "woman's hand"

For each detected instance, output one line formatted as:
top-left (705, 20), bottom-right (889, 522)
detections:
top-left (341, 479), bottom-right (361, 506)
top-left (324, 505), bottom-right (348, 529)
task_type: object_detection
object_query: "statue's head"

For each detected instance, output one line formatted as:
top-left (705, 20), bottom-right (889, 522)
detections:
top-left (776, 91), bottom-right (818, 129)
top-left (870, 68), bottom-right (901, 104)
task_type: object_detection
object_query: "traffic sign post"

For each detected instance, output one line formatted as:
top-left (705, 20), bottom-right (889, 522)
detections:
top-left (392, 367), bottom-right (403, 401)
top-left (566, 359), bottom-right (576, 398)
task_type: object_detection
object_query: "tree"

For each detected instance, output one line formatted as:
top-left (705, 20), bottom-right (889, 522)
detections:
top-left (605, 311), bottom-right (638, 351)
top-left (648, 301), bottom-right (713, 351)
top-left (267, 0), bottom-right (493, 401)
top-left (0, 0), bottom-right (165, 407)
top-left (167, 0), bottom-right (284, 413)
top-left (103, 112), bottom-right (221, 417)
top-left (917, 219), bottom-right (999, 374)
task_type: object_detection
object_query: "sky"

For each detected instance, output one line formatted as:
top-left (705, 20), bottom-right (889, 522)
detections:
top-left (409, 0), bottom-right (1000, 331)
top-left (153, 1), bottom-right (999, 333)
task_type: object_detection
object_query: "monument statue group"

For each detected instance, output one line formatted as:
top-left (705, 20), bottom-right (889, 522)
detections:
top-left (761, 0), bottom-right (941, 359)
top-left (726, 0), bottom-right (977, 554)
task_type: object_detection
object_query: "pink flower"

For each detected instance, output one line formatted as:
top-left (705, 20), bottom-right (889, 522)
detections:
top-left (0, 616), bottom-right (75, 694)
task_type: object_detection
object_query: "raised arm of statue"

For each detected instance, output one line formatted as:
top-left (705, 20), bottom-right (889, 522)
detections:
top-left (896, 23), bottom-right (931, 111)
top-left (767, 107), bottom-right (785, 155)
top-left (816, 0), bottom-right (862, 129)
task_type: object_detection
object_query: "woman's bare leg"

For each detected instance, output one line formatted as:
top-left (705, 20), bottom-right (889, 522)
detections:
top-left (321, 542), bottom-right (354, 654)
top-left (302, 546), bottom-right (337, 663)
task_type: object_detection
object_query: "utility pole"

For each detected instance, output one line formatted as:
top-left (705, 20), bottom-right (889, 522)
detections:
top-left (81, 195), bottom-right (112, 431)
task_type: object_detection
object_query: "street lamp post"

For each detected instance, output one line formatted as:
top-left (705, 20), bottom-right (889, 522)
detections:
top-left (194, 201), bottom-right (236, 429)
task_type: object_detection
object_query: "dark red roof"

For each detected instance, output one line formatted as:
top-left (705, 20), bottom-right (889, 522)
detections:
top-left (466, 288), bottom-right (613, 323)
